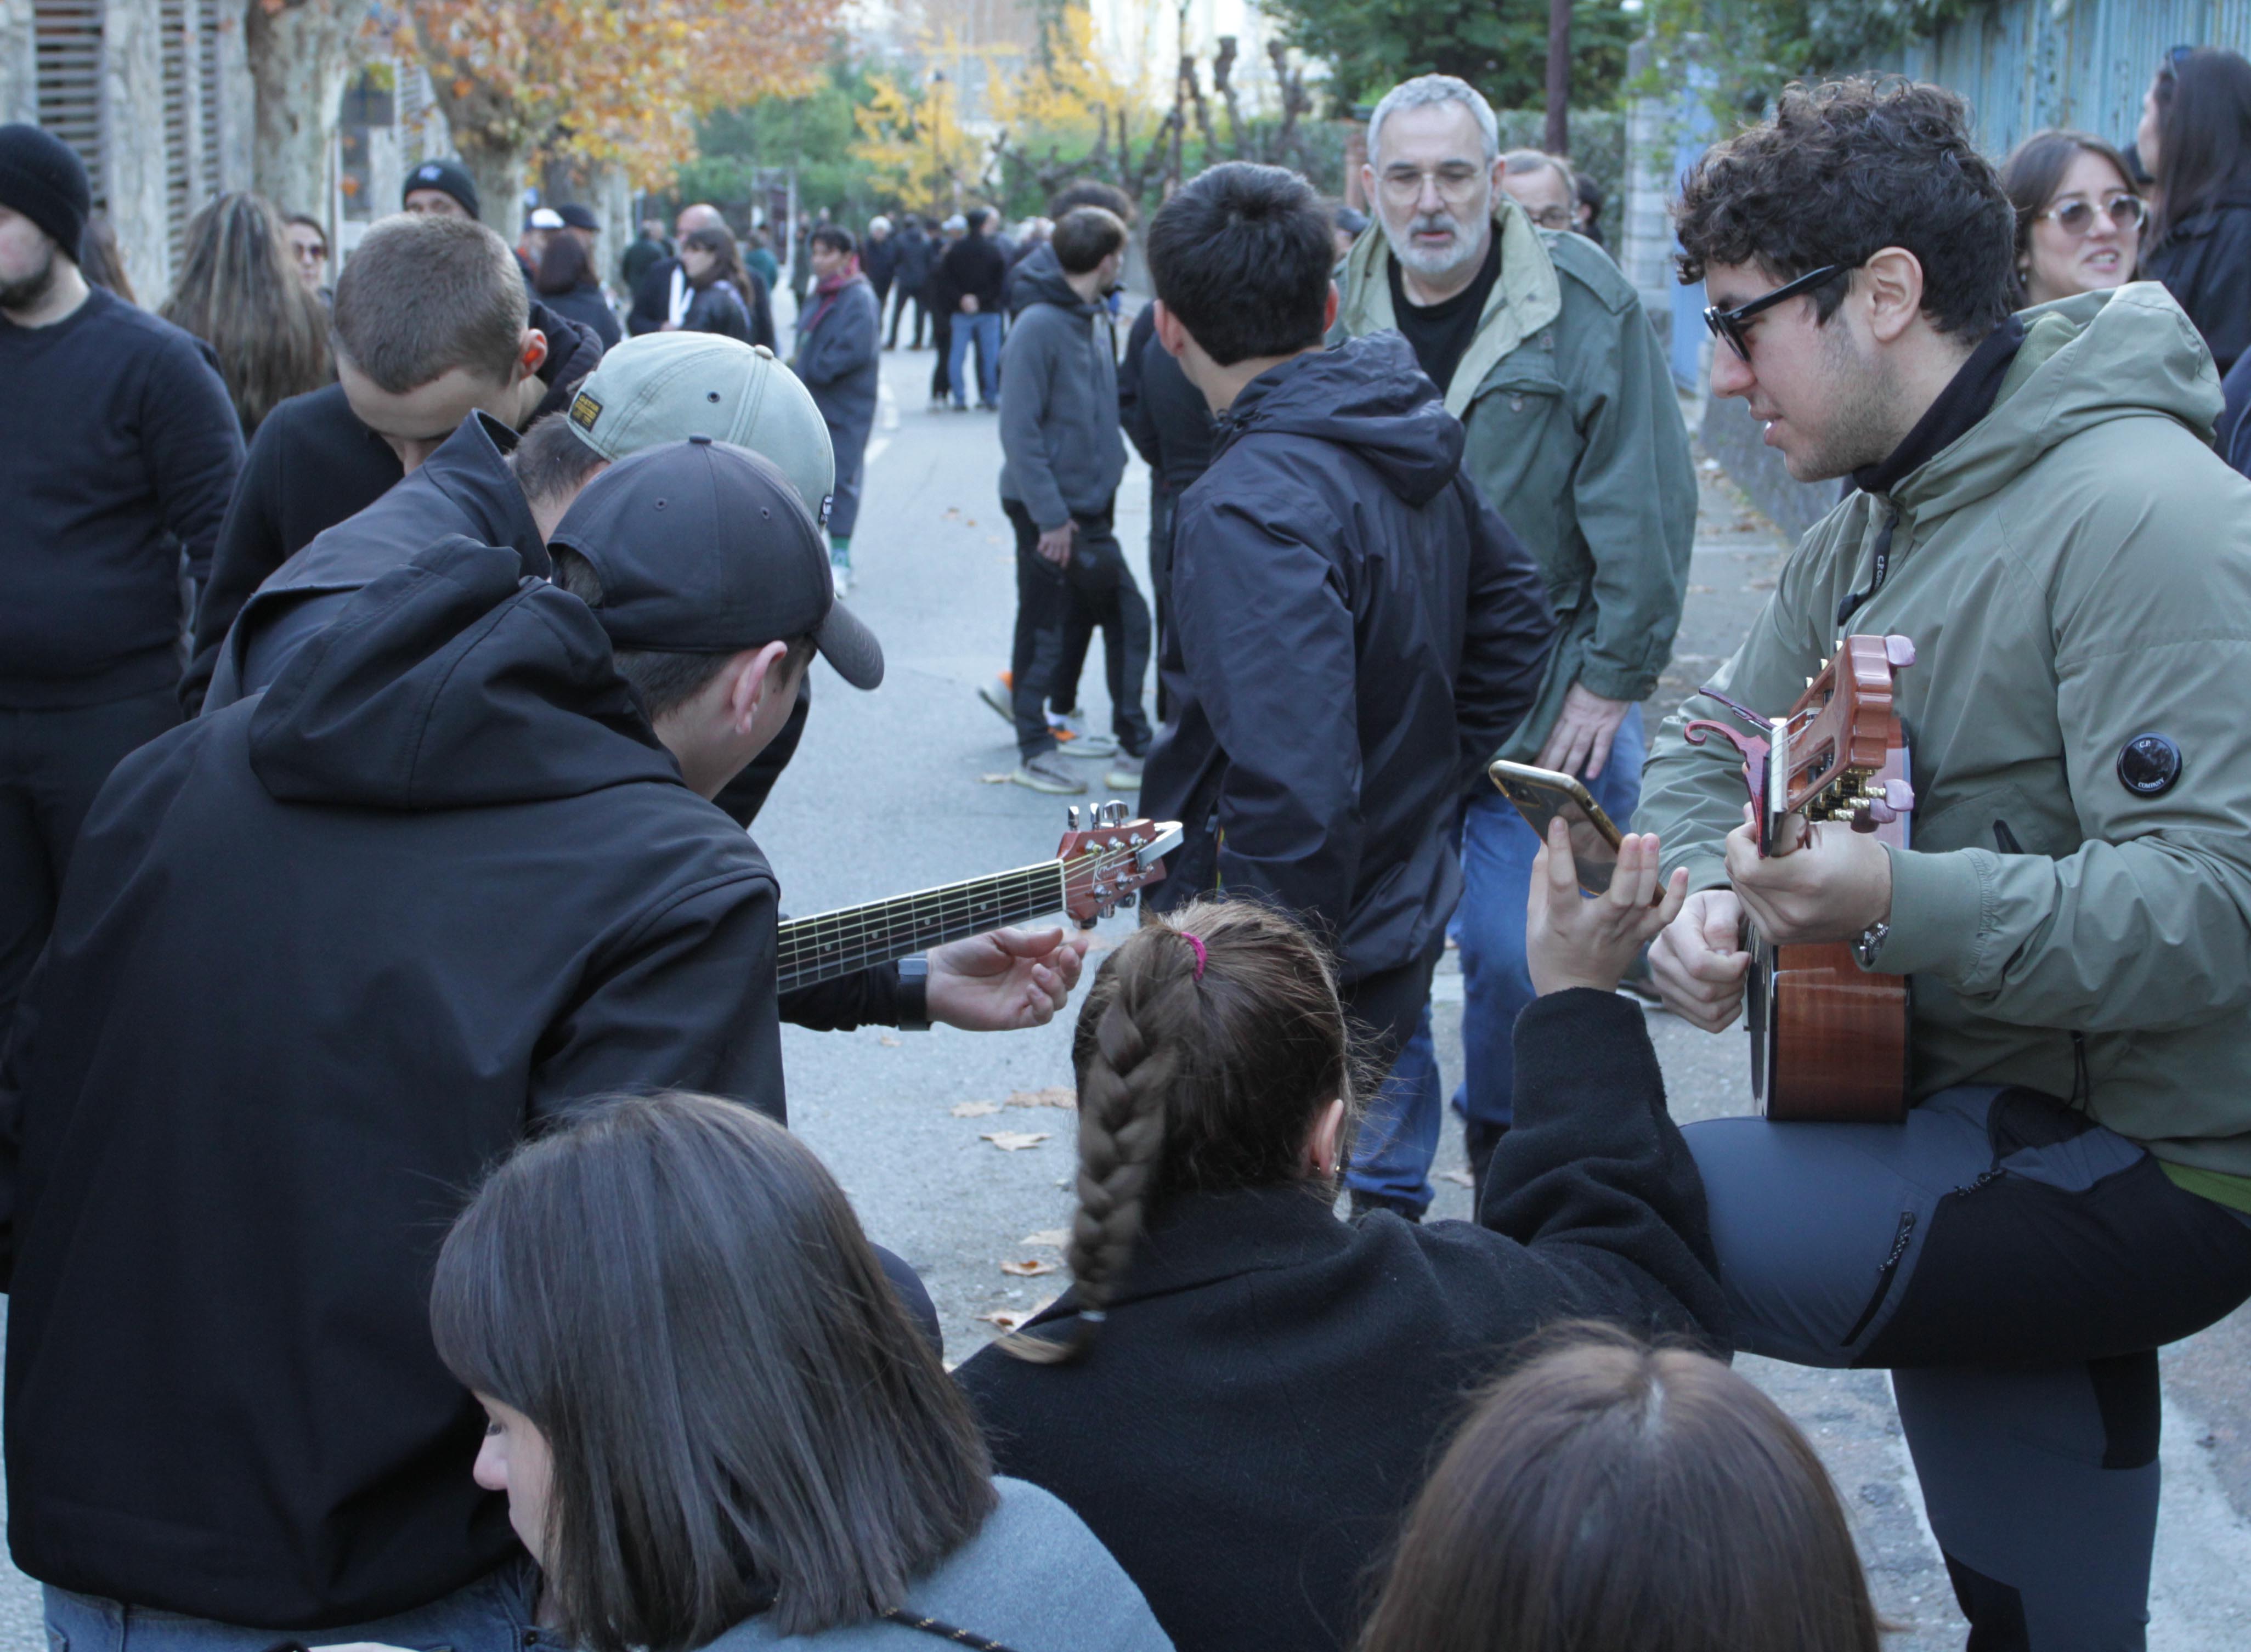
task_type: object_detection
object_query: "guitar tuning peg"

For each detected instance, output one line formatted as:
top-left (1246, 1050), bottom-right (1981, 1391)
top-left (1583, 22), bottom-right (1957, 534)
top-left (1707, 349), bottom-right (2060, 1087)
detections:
top-left (1067, 805), bottom-right (1083, 832)
top-left (1117, 893), bottom-right (1136, 910)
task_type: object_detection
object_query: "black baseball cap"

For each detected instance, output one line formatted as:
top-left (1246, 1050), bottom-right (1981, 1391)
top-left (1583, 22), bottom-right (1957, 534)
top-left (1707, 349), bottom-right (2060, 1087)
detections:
top-left (556, 203), bottom-right (599, 232)
top-left (547, 438), bottom-right (883, 691)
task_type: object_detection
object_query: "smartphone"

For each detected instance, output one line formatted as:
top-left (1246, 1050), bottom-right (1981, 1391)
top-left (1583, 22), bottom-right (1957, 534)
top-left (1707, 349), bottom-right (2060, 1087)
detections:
top-left (1486, 759), bottom-right (1628, 895)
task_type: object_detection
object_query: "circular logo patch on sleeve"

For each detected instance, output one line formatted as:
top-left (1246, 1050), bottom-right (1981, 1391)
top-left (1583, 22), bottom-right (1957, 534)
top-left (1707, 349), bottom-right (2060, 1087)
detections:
top-left (2117, 733), bottom-right (2183, 797)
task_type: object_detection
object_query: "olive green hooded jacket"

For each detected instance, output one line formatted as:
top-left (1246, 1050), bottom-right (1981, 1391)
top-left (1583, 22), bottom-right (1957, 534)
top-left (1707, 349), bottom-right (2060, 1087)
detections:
top-left (1642, 284), bottom-right (2251, 1192)
top-left (1336, 202), bottom-right (1697, 756)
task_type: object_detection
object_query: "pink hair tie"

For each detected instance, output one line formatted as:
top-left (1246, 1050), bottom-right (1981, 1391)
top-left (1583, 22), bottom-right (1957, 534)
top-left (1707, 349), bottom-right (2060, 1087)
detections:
top-left (1181, 931), bottom-right (1208, 981)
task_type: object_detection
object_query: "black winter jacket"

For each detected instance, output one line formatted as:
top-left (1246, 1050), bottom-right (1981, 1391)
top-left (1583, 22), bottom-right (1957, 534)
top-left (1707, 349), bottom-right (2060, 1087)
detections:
top-left (1117, 302), bottom-right (1214, 496)
top-left (627, 258), bottom-right (777, 351)
top-left (2146, 185), bottom-right (2251, 376)
top-left (0, 536), bottom-right (789, 1627)
top-left (956, 989), bottom-right (1727, 1652)
top-left (182, 298), bottom-right (604, 713)
top-left (1140, 333), bottom-right (1555, 979)
top-left (941, 229), bottom-right (1007, 313)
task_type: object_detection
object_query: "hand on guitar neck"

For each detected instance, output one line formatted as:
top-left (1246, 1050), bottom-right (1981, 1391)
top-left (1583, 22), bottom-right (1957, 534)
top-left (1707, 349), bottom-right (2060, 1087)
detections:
top-left (1649, 804), bottom-right (1895, 1033)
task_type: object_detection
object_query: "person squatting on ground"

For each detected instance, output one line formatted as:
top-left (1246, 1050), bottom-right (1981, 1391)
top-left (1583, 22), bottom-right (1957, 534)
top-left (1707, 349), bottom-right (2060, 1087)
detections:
top-left (0, 123), bottom-right (242, 1055)
top-left (793, 222), bottom-right (882, 596)
top-left (1332, 74), bottom-right (1697, 1218)
top-left (1137, 160), bottom-right (1556, 1099)
top-left (183, 208), bottom-right (606, 714)
top-left (955, 829), bottom-right (1728, 1652)
top-left (417, 1090), bottom-right (1173, 1652)
top-left (1358, 1325), bottom-right (1880, 1652)
top-left (941, 210), bottom-right (1006, 410)
top-left (994, 206), bottom-right (1150, 799)
top-left (2, 437), bottom-right (1091, 1651)
top-left (1642, 76), bottom-right (2251, 1651)
top-left (156, 191), bottom-right (333, 437)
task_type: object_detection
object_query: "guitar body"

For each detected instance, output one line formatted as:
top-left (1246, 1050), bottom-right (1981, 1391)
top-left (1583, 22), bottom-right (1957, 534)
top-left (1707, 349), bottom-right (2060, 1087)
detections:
top-left (1747, 736), bottom-right (1913, 1124)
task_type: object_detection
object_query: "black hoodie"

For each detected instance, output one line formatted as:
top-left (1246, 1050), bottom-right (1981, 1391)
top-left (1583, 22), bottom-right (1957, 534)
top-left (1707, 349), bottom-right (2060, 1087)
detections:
top-left (0, 536), bottom-right (784, 1627)
top-left (182, 298), bottom-right (606, 714)
top-left (1141, 332), bottom-right (1555, 980)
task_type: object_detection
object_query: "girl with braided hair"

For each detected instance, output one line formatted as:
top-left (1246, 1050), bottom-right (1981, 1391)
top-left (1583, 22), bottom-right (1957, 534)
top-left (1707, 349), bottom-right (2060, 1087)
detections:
top-left (955, 826), bottom-right (1728, 1652)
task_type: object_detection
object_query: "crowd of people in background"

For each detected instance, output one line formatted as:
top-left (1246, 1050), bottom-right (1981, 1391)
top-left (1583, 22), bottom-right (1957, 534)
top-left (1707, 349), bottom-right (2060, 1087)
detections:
top-left (9, 31), bottom-right (2251, 1652)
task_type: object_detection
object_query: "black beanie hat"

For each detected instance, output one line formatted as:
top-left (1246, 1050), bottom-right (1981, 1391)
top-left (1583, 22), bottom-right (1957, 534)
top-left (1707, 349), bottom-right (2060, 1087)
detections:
top-left (402, 157), bottom-right (480, 220)
top-left (0, 123), bottom-right (92, 262)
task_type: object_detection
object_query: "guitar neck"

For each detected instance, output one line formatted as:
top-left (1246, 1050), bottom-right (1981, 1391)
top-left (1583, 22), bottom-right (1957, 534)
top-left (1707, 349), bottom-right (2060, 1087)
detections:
top-left (777, 862), bottom-right (1071, 994)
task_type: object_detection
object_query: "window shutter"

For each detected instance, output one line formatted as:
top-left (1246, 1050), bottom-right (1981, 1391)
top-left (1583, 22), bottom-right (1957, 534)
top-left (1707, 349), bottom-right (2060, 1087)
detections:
top-left (32, 0), bottom-right (106, 210)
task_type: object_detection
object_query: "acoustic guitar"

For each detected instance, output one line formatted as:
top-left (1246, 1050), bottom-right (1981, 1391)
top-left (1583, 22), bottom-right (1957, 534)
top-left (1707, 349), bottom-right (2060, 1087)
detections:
top-left (1683, 635), bottom-right (1918, 1123)
top-left (777, 801), bottom-right (1182, 993)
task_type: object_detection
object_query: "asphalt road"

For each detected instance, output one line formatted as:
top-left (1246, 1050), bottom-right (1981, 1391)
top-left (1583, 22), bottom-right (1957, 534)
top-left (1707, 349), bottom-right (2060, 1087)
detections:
top-left (0, 348), bottom-right (2242, 1648)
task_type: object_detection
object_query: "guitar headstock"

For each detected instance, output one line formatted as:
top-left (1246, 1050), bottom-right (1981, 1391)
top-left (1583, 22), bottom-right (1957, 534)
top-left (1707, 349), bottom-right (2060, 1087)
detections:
top-left (1055, 801), bottom-right (1185, 927)
top-left (1779, 634), bottom-right (1917, 829)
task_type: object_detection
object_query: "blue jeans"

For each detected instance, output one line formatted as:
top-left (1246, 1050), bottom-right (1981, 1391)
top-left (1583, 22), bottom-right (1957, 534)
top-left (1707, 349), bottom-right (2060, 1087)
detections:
top-left (44, 1558), bottom-right (563, 1652)
top-left (1347, 705), bottom-right (1645, 1212)
top-left (949, 310), bottom-right (1001, 408)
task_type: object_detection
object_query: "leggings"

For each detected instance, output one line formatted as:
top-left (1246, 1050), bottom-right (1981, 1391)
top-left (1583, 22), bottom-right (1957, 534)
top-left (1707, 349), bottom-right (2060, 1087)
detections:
top-left (1684, 1087), bottom-right (2251, 1650)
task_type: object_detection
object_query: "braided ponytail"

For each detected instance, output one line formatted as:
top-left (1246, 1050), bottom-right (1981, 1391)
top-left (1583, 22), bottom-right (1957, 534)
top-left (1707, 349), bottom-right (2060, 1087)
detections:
top-left (999, 899), bottom-right (1351, 1365)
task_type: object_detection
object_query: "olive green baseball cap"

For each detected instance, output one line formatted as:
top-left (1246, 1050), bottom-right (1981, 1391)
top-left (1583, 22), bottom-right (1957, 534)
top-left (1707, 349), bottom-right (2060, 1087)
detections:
top-left (561, 333), bottom-right (836, 528)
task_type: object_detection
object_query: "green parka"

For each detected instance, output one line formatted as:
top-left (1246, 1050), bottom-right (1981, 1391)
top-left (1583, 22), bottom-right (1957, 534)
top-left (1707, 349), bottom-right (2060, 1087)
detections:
top-left (1642, 284), bottom-right (2251, 1194)
top-left (1337, 202), bottom-right (1696, 755)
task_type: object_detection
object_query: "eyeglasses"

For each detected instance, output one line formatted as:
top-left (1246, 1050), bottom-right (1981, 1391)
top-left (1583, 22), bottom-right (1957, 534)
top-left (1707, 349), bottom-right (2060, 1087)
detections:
top-left (1520, 203), bottom-right (1574, 230)
top-left (1703, 264), bottom-right (1849, 363)
top-left (2035, 194), bottom-right (2147, 236)
top-left (1378, 164), bottom-right (1486, 203)
top-left (2162, 43), bottom-right (2195, 81)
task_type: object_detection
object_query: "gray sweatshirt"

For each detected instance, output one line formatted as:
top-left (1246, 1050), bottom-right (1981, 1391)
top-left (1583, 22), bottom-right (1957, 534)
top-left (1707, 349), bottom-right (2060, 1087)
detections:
top-left (999, 262), bottom-right (1127, 528)
top-left (704, 1476), bottom-right (1173, 1650)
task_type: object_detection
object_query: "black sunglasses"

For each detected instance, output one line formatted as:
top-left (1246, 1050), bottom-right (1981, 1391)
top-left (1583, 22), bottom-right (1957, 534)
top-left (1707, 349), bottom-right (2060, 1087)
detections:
top-left (1703, 264), bottom-right (1849, 363)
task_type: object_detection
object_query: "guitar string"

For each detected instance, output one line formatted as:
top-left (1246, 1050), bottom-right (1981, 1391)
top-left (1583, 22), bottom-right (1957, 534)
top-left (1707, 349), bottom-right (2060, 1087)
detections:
top-left (774, 842), bottom-right (1150, 965)
top-left (777, 858), bottom-right (1155, 986)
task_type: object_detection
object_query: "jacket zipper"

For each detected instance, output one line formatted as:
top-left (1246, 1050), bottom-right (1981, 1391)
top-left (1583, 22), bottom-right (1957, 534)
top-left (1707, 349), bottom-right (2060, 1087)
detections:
top-left (1842, 1210), bottom-right (1916, 1347)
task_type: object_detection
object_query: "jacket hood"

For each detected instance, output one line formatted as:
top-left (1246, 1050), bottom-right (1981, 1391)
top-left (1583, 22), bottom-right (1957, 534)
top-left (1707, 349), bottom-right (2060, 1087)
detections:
top-left (247, 536), bottom-right (681, 811)
top-left (1219, 333), bottom-right (1463, 507)
top-left (1006, 243), bottom-right (1083, 318)
top-left (1897, 281), bottom-right (2221, 523)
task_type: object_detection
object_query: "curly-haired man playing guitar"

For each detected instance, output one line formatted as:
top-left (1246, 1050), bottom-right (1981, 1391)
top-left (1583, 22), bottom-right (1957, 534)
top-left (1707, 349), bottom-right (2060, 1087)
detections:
top-left (1641, 78), bottom-right (2251, 1651)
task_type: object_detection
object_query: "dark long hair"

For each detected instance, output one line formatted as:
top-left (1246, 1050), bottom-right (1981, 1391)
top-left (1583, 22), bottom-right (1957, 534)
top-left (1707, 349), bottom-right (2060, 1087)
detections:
top-left (1001, 897), bottom-right (1361, 1364)
top-left (2151, 47), bottom-right (2251, 242)
top-left (535, 228), bottom-right (594, 295)
top-left (1359, 1325), bottom-right (1882, 1652)
top-left (1999, 129), bottom-right (2139, 303)
top-left (681, 223), bottom-right (750, 295)
top-left (158, 191), bottom-right (332, 433)
top-left (429, 1092), bottom-right (997, 1652)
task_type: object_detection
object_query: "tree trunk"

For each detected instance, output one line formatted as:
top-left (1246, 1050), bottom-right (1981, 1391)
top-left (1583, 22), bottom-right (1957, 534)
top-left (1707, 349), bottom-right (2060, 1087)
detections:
top-left (453, 128), bottom-right (527, 239)
top-left (244, 0), bottom-right (358, 225)
top-left (1544, 0), bottom-right (1571, 155)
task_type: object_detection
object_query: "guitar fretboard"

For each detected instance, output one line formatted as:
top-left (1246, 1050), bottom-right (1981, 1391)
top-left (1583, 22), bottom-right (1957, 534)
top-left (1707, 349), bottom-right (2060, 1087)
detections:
top-left (777, 862), bottom-right (1071, 993)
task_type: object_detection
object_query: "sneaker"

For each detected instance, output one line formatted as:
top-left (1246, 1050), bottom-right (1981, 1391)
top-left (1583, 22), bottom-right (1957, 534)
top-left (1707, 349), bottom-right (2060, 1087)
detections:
top-left (1103, 754), bottom-right (1143, 790)
top-left (977, 672), bottom-right (1015, 723)
top-left (830, 555), bottom-right (852, 598)
top-left (1049, 708), bottom-right (1118, 757)
top-left (1010, 752), bottom-right (1088, 795)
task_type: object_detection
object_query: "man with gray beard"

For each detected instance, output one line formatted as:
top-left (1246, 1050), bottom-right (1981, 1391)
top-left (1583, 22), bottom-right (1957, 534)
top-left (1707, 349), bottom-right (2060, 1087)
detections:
top-left (1334, 75), bottom-right (1695, 1219)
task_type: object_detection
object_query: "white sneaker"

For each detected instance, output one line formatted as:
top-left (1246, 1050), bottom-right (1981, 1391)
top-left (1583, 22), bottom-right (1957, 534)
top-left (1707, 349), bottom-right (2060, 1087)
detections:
top-left (1049, 708), bottom-right (1118, 758)
top-left (1010, 753), bottom-right (1088, 795)
top-left (830, 556), bottom-right (853, 598)
top-left (1103, 754), bottom-right (1143, 790)
top-left (977, 674), bottom-right (1014, 723)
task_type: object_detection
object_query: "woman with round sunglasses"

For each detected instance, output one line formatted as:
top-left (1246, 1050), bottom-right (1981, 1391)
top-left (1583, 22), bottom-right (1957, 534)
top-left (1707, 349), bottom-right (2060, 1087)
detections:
top-left (2138, 44), bottom-right (2251, 374)
top-left (2000, 131), bottom-right (2144, 308)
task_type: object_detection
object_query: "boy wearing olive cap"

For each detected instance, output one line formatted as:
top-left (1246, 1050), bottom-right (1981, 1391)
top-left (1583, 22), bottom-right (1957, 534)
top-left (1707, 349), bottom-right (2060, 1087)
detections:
top-left (1, 437), bottom-right (1088, 1646)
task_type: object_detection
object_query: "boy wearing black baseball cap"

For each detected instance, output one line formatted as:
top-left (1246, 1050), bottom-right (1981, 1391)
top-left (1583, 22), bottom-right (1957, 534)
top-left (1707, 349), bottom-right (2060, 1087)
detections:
top-left (3, 435), bottom-right (1088, 1644)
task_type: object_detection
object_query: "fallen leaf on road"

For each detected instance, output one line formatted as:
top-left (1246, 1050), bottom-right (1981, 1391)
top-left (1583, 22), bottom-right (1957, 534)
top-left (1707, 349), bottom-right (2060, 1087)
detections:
top-left (1686, 583), bottom-right (1716, 595)
top-left (1005, 1086), bottom-right (1077, 1110)
top-left (981, 1130), bottom-right (1050, 1151)
top-left (879, 1035), bottom-right (900, 1047)
top-left (977, 772), bottom-right (1013, 784)
top-left (1000, 1258), bottom-right (1058, 1277)
top-left (951, 1101), bottom-right (1002, 1118)
top-left (1439, 1169), bottom-right (1475, 1187)
top-left (1746, 578), bottom-right (1777, 590)
top-left (1021, 1229), bottom-right (1071, 1247)
top-left (976, 1308), bottom-right (1030, 1332)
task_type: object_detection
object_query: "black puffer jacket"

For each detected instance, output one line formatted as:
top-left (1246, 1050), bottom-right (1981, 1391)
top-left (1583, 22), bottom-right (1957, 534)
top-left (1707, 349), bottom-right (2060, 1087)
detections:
top-left (183, 298), bottom-right (605, 714)
top-left (2145, 185), bottom-right (2251, 375)
top-left (0, 535), bottom-right (785, 1627)
top-left (1141, 332), bottom-right (1554, 980)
